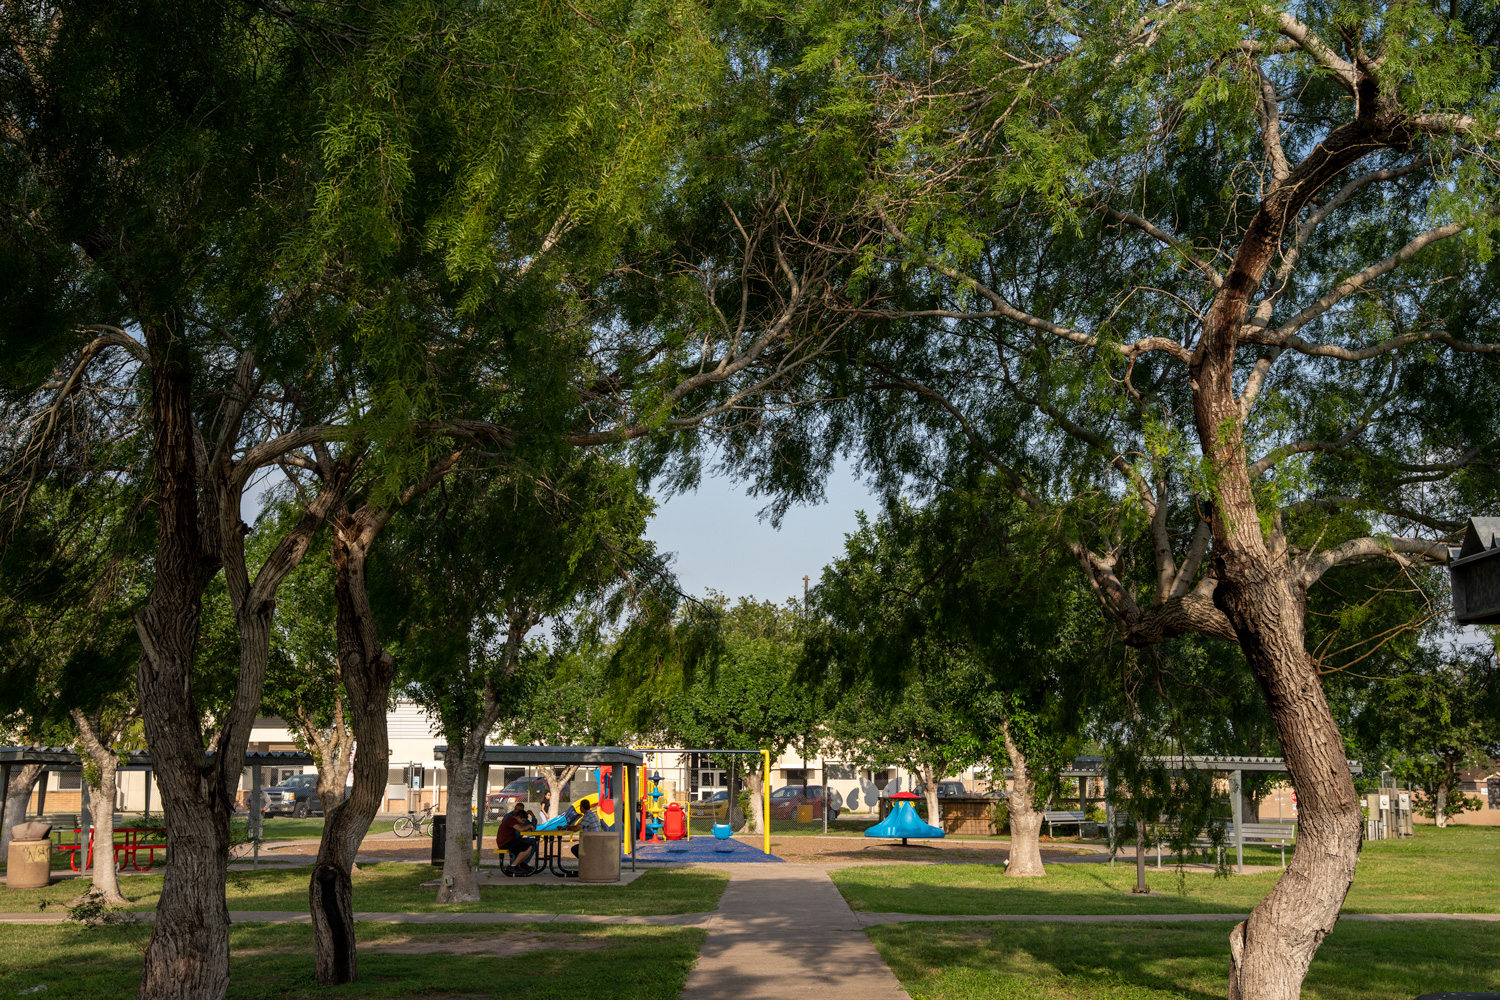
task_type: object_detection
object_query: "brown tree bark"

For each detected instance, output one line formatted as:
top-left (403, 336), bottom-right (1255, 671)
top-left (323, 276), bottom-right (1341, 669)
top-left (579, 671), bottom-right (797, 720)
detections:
top-left (310, 506), bottom-right (395, 985)
top-left (1190, 130), bottom-right (1379, 999)
top-left (135, 348), bottom-right (234, 1000)
top-left (1, 764), bottom-right (44, 854)
top-left (288, 697), bottom-right (355, 816)
top-left (999, 719), bottom-right (1045, 878)
top-left (134, 342), bottom-right (346, 1000)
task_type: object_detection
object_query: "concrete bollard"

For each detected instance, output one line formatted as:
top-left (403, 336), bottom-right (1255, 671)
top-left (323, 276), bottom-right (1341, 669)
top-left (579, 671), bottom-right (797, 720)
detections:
top-left (5, 822), bottom-right (53, 890)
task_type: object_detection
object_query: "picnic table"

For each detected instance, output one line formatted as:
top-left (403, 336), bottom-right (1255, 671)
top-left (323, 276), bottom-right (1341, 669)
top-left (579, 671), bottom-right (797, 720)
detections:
top-left (53, 827), bottom-right (167, 873)
top-left (531, 829), bottom-right (581, 878)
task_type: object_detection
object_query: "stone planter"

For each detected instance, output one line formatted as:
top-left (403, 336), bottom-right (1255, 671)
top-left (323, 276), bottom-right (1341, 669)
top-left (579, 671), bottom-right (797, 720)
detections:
top-left (576, 831), bottom-right (620, 883)
top-left (6, 822), bottom-right (53, 890)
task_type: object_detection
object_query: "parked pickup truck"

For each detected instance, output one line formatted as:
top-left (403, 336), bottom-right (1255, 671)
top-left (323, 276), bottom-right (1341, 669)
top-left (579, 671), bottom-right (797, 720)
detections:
top-left (261, 773), bottom-right (323, 819)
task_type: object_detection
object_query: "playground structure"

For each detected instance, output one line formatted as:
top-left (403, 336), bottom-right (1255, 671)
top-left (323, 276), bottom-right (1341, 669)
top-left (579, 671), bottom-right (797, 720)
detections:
top-left (865, 791), bottom-right (945, 846)
top-left (636, 748), bottom-right (773, 857)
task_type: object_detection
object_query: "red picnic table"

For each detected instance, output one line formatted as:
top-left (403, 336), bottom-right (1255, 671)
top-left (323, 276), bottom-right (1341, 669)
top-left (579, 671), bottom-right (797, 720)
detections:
top-left (54, 827), bottom-right (167, 872)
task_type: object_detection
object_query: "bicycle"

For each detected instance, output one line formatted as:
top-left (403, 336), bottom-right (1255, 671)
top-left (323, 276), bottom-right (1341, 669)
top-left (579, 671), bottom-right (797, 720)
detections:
top-left (392, 804), bottom-right (435, 838)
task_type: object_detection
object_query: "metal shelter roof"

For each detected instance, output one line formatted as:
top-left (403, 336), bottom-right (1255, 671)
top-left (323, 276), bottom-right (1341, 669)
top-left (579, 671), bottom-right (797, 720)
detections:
top-left (1046, 755), bottom-right (1361, 777)
top-left (433, 745), bottom-right (645, 767)
top-left (0, 746), bottom-right (318, 770)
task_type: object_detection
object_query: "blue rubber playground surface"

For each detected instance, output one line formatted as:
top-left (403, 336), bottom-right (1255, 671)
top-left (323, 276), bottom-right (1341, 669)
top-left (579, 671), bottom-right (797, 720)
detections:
top-left (632, 837), bottom-right (784, 863)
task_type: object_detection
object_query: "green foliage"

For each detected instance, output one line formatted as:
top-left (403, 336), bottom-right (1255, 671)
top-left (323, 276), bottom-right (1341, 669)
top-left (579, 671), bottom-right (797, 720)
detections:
top-left (804, 487), bottom-right (1096, 803)
top-left (661, 596), bottom-right (819, 770)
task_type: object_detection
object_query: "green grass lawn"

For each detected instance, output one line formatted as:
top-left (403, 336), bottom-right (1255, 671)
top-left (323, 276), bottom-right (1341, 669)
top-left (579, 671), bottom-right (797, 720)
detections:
top-left (0, 921), bottom-right (704, 999)
top-left (832, 825), bottom-right (1500, 915)
top-left (0, 864), bottom-right (728, 916)
top-left (868, 919), bottom-right (1498, 1000)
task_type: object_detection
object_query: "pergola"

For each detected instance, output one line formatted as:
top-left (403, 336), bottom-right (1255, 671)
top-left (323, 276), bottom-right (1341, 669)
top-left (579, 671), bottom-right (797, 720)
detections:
top-left (433, 745), bottom-right (646, 869)
top-left (1021, 755), bottom-right (1363, 873)
top-left (0, 746), bottom-right (318, 866)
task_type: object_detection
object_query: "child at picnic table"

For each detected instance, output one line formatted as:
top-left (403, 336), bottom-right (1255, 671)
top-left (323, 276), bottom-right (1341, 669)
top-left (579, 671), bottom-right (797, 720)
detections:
top-left (494, 802), bottom-right (538, 872)
top-left (564, 797), bottom-right (603, 857)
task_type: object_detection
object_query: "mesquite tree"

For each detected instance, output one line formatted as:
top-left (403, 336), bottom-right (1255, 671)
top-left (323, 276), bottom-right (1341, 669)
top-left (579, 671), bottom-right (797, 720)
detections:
top-left (392, 456), bottom-right (660, 904)
top-left (698, 3), bottom-right (1500, 996)
top-left (806, 497), bottom-right (1092, 875)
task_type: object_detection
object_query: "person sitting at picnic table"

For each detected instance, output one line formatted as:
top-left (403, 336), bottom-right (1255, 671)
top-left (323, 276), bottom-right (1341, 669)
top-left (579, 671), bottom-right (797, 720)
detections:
top-left (565, 797), bottom-right (603, 857)
top-left (495, 802), bottom-right (538, 872)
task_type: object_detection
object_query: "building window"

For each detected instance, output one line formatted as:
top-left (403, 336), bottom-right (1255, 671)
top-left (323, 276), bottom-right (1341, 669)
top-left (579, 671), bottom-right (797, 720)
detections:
top-left (56, 772), bottom-right (81, 790)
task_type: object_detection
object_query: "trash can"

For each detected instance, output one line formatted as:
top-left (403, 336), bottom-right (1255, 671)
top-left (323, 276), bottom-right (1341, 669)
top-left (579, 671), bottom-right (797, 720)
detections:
top-left (430, 814), bottom-right (446, 867)
top-left (6, 822), bottom-right (53, 890)
top-left (577, 831), bottom-right (620, 883)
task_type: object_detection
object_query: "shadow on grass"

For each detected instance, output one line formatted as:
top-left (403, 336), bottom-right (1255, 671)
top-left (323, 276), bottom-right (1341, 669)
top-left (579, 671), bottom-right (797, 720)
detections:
top-left (868, 919), bottom-right (1500, 1000)
top-left (0, 921), bottom-right (705, 999)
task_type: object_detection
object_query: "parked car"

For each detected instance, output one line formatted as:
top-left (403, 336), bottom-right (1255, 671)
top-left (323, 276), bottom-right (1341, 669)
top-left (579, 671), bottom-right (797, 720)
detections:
top-left (262, 773), bottom-right (322, 819)
top-left (769, 785), bottom-right (842, 821)
top-left (934, 781), bottom-right (969, 798)
top-left (485, 776), bottom-right (558, 820)
top-left (690, 790), bottom-right (731, 819)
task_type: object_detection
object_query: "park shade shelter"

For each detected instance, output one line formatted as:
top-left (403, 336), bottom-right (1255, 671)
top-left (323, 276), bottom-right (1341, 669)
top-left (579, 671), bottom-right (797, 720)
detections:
top-left (432, 745), bottom-right (647, 868)
top-left (1044, 755), bottom-right (1362, 873)
top-left (0, 745), bottom-right (318, 868)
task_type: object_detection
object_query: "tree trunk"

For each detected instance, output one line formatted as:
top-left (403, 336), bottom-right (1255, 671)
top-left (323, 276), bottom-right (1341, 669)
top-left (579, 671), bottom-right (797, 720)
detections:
top-left (1, 764), bottom-right (43, 854)
top-left (136, 351), bottom-right (234, 1000)
top-left (1134, 814), bottom-right (1148, 893)
top-left (80, 752), bottom-right (127, 904)
top-left (310, 513), bottom-right (395, 986)
top-left (436, 741), bottom-right (483, 902)
top-left (919, 763), bottom-right (941, 828)
top-left (1435, 786), bottom-right (1448, 828)
top-left (546, 765), bottom-right (579, 819)
top-left (1189, 163), bottom-right (1369, 1000)
top-left (1000, 719), bottom-right (1045, 878)
top-left (292, 697), bottom-right (354, 815)
top-left (1214, 573), bottom-right (1362, 1000)
top-left (742, 764), bottom-right (764, 834)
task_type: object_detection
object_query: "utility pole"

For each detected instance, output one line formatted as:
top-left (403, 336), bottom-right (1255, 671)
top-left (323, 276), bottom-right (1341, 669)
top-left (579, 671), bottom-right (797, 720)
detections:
top-left (802, 575), bottom-right (809, 618)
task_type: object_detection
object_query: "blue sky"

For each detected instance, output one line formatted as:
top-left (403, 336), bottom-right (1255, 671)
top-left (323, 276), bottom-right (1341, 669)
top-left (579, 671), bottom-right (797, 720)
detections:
top-left (644, 462), bottom-right (878, 604)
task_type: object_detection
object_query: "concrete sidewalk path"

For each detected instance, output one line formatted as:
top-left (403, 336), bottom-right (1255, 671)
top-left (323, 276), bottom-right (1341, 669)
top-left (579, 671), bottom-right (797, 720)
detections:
top-left (0, 909), bottom-right (717, 926)
top-left (681, 863), bottom-right (911, 1000)
top-left (853, 911), bottom-right (1500, 926)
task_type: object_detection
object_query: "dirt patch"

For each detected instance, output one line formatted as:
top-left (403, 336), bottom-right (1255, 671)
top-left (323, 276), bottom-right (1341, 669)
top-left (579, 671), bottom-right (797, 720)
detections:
top-left (761, 835), bottom-right (1092, 864)
top-left (364, 932), bottom-right (613, 958)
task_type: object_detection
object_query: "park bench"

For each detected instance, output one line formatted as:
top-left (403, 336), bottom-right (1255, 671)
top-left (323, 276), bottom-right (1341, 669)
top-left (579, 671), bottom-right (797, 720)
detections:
top-left (1043, 810), bottom-right (1088, 838)
top-left (1192, 821), bottom-right (1296, 867)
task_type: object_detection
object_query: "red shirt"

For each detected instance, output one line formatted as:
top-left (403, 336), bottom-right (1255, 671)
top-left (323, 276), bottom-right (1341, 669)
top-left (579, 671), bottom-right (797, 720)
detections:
top-left (496, 813), bottom-right (528, 848)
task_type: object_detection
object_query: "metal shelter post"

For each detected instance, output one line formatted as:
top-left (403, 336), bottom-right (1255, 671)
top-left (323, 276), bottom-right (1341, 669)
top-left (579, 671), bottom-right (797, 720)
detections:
top-left (761, 749), bottom-right (771, 856)
top-left (475, 763), bottom-right (489, 862)
top-left (36, 769), bottom-right (46, 818)
top-left (143, 770), bottom-right (151, 823)
top-left (626, 763), bottom-right (635, 870)
top-left (822, 760), bottom-right (828, 835)
top-left (250, 764), bottom-right (262, 869)
top-left (1232, 768), bottom-right (1244, 874)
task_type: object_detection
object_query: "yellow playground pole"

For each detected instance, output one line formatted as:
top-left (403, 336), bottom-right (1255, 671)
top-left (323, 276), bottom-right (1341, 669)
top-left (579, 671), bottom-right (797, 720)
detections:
top-left (761, 749), bottom-right (771, 856)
